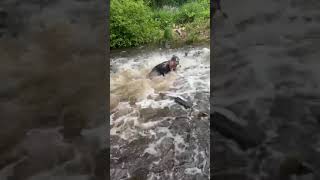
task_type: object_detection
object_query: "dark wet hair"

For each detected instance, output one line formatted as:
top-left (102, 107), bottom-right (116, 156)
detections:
top-left (171, 55), bottom-right (180, 62)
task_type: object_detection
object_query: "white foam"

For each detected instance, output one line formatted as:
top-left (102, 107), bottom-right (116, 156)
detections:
top-left (136, 99), bottom-right (175, 109)
top-left (143, 126), bottom-right (188, 157)
top-left (184, 167), bottom-right (202, 175)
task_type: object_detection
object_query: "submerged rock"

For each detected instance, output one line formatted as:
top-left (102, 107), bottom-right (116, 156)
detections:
top-left (174, 96), bottom-right (193, 109)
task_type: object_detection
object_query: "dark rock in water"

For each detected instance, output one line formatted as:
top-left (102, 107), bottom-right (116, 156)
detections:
top-left (118, 137), bottom-right (151, 163)
top-left (170, 117), bottom-right (191, 134)
top-left (129, 168), bottom-right (149, 180)
top-left (110, 169), bottom-right (127, 180)
top-left (140, 107), bottom-right (170, 121)
top-left (170, 104), bottom-right (189, 117)
top-left (211, 111), bottom-right (266, 150)
top-left (198, 112), bottom-right (208, 118)
top-left (151, 149), bottom-right (175, 173)
top-left (174, 97), bottom-right (192, 109)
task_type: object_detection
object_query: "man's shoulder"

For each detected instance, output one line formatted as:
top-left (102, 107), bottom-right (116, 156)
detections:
top-left (156, 61), bottom-right (169, 67)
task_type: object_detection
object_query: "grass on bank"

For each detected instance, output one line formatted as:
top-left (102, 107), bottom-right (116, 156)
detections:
top-left (110, 0), bottom-right (210, 49)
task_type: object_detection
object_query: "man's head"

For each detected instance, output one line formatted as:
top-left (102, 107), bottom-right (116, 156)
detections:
top-left (169, 55), bottom-right (179, 70)
top-left (171, 55), bottom-right (180, 63)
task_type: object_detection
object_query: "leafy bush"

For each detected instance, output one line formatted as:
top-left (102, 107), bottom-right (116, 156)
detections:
top-left (110, 0), bottom-right (161, 48)
top-left (174, 0), bottom-right (209, 24)
top-left (185, 17), bottom-right (210, 44)
top-left (110, 0), bottom-right (210, 48)
top-left (145, 0), bottom-right (189, 8)
top-left (153, 9), bottom-right (176, 29)
top-left (163, 26), bottom-right (173, 40)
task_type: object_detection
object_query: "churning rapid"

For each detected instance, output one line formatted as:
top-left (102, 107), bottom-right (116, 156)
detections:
top-left (110, 46), bottom-right (210, 180)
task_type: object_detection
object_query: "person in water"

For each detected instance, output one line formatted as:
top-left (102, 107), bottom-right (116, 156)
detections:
top-left (148, 55), bottom-right (180, 77)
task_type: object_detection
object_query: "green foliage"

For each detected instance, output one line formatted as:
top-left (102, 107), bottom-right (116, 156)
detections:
top-left (185, 17), bottom-right (210, 44)
top-left (110, 0), bottom-right (210, 48)
top-left (174, 0), bottom-right (209, 24)
top-left (153, 9), bottom-right (176, 29)
top-left (110, 0), bottom-right (161, 48)
top-left (145, 0), bottom-right (189, 8)
top-left (163, 27), bottom-right (173, 40)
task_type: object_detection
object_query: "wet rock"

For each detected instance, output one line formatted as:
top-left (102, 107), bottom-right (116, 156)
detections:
top-left (197, 112), bottom-right (209, 118)
top-left (211, 111), bottom-right (266, 150)
top-left (118, 137), bottom-right (150, 162)
top-left (151, 150), bottom-right (175, 173)
top-left (129, 168), bottom-right (149, 180)
top-left (158, 137), bottom-right (174, 153)
top-left (140, 107), bottom-right (170, 121)
top-left (110, 169), bottom-right (127, 180)
top-left (174, 96), bottom-right (192, 109)
top-left (175, 151), bottom-right (194, 165)
top-left (169, 117), bottom-right (191, 136)
top-left (110, 136), bottom-right (158, 179)
top-left (191, 118), bottom-right (210, 148)
top-left (139, 107), bottom-right (158, 120)
top-left (193, 93), bottom-right (210, 114)
top-left (170, 104), bottom-right (189, 117)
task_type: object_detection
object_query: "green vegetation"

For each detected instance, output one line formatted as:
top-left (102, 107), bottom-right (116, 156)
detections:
top-left (110, 0), bottom-right (209, 49)
top-left (145, 0), bottom-right (189, 8)
top-left (110, 0), bottom-right (161, 48)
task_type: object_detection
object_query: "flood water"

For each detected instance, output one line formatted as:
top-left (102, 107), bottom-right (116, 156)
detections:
top-left (110, 45), bottom-right (210, 179)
